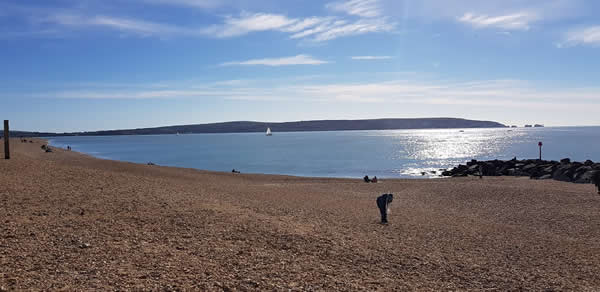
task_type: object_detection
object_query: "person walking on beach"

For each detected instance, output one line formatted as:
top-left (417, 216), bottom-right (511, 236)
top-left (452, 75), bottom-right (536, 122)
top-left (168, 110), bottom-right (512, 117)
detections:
top-left (376, 193), bottom-right (393, 224)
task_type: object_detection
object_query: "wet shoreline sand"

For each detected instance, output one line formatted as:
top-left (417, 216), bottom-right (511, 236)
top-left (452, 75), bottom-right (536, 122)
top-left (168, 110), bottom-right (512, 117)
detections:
top-left (1, 139), bottom-right (600, 290)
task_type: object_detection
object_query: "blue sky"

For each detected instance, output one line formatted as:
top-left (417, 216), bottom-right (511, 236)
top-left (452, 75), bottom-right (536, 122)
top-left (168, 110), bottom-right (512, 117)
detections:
top-left (1, 0), bottom-right (599, 132)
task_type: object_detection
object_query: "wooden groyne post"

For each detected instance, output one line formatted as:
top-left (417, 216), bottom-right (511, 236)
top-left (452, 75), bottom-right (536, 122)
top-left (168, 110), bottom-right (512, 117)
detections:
top-left (4, 120), bottom-right (9, 159)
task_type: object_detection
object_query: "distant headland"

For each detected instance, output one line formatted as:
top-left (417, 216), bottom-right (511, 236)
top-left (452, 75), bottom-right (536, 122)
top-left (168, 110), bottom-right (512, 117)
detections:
top-left (7, 118), bottom-right (506, 137)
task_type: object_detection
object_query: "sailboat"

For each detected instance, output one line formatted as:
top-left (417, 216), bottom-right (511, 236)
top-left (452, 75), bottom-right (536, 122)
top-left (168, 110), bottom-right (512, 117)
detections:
top-left (266, 127), bottom-right (272, 136)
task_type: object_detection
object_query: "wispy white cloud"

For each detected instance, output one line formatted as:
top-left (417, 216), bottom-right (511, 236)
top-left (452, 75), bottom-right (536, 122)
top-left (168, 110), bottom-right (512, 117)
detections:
top-left (43, 13), bottom-right (197, 37)
top-left (458, 12), bottom-right (538, 31)
top-left (309, 18), bottom-right (395, 41)
top-left (558, 26), bottom-right (600, 48)
top-left (139, 0), bottom-right (221, 9)
top-left (21, 77), bottom-right (600, 114)
top-left (4, 1), bottom-right (396, 42)
top-left (204, 11), bottom-right (394, 41)
top-left (203, 12), bottom-right (299, 37)
top-left (326, 0), bottom-right (382, 18)
top-left (351, 55), bottom-right (392, 60)
top-left (220, 55), bottom-right (329, 66)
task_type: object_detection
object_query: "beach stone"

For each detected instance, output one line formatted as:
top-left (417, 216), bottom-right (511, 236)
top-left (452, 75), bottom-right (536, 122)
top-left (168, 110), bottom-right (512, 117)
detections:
top-left (575, 166), bottom-right (592, 174)
top-left (482, 162), bottom-right (498, 176)
top-left (575, 170), bottom-right (598, 184)
top-left (542, 165), bottom-right (555, 174)
top-left (538, 174), bottom-right (552, 180)
top-left (585, 160), bottom-right (594, 166)
top-left (561, 158), bottom-right (571, 164)
top-left (552, 169), bottom-right (571, 182)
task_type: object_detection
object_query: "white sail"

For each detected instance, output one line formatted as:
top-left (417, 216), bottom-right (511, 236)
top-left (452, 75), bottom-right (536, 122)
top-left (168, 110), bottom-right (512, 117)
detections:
top-left (266, 127), bottom-right (272, 136)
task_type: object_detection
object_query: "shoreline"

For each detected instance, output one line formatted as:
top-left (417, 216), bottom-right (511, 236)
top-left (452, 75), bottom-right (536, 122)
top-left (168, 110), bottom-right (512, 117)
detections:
top-left (45, 138), bottom-right (449, 180)
top-left (2, 138), bottom-right (600, 290)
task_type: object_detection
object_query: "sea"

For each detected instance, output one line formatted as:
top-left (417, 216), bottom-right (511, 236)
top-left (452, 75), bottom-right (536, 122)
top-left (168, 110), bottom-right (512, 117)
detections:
top-left (48, 127), bottom-right (600, 179)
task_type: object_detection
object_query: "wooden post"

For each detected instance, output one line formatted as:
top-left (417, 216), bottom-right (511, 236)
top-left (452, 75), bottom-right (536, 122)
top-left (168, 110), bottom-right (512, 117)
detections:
top-left (3, 120), bottom-right (9, 159)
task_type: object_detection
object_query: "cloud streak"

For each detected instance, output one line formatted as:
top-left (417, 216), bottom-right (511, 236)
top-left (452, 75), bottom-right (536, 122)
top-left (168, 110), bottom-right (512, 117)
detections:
top-left (140, 0), bottom-right (221, 9)
top-left (43, 13), bottom-right (198, 37)
top-left (5, 1), bottom-right (396, 42)
top-left (458, 12), bottom-right (538, 31)
top-left (21, 78), bottom-right (600, 113)
top-left (351, 55), bottom-right (392, 60)
top-left (326, 0), bottom-right (382, 18)
top-left (220, 55), bottom-right (329, 66)
top-left (559, 26), bottom-right (600, 47)
top-left (204, 11), bottom-right (395, 41)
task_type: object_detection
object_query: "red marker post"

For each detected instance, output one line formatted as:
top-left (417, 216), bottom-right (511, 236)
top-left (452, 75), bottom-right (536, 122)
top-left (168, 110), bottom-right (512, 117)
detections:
top-left (538, 141), bottom-right (543, 160)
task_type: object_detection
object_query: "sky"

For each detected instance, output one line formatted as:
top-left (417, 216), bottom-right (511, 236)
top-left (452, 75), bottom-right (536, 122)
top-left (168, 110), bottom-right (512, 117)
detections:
top-left (1, 0), bottom-right (600, 132)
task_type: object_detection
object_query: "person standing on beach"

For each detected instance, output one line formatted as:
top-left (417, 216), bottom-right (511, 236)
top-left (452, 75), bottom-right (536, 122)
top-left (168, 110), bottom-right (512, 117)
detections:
top-left (592, 171), bottom-right (600, 195)
top-left (376, 193), bottom-right (393, 224)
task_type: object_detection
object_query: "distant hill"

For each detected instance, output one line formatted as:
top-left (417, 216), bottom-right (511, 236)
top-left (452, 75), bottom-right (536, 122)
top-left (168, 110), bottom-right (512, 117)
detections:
top-left (4, 118), bottom-right (506, 137)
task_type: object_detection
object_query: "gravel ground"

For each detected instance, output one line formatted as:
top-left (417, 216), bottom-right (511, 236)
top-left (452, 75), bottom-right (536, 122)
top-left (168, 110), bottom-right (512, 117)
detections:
top-left (1, 138), bottom-right (600, 291)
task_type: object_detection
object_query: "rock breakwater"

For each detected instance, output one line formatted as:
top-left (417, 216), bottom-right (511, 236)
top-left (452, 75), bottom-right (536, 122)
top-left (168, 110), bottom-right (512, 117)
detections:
top-left (442, 158), bottom-right (600, 184)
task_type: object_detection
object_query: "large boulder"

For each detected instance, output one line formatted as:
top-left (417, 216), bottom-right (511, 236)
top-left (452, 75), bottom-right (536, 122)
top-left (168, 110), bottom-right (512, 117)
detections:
top-left (560, 158), bottom-right (571, 164)
top-left (584, 160), bottom-right (594, 166)
top-left (542, 165), bottom-right (556, 174)
top-left (468, 164), bottom-right (480, 172)
top-left (552, 168), bottom-right (572, 182)
top-left (575, 170), bottom-right (598, 184)
top-left (482, 162), bottom-right (498, 176)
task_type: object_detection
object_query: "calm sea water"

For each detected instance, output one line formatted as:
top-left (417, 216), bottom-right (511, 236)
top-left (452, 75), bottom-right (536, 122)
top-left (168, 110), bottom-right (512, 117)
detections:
top-left (48, 127), bottom-right (600, 178)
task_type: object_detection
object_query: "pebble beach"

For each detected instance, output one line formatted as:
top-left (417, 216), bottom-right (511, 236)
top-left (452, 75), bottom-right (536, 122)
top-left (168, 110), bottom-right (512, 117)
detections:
top-left (1, 138), bottom-right (600, 290)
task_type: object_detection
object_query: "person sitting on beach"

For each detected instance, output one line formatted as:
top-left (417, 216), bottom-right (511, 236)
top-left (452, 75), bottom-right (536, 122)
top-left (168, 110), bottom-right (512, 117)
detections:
top-left (371, 176), bottom-right (378, 183)
top-left (364, 175), bottom-right (371, 183)
top-left (376, 193), bottom-right (393, 224)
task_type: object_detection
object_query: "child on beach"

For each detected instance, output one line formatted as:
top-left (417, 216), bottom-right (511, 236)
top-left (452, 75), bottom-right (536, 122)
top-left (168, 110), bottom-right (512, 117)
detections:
top-left (376, 193), bottom-right (393, 224)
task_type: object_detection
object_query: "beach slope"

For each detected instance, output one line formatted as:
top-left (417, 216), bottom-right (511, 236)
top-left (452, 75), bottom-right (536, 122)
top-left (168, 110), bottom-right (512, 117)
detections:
top-left (1, 139), bottom-right (600, 290)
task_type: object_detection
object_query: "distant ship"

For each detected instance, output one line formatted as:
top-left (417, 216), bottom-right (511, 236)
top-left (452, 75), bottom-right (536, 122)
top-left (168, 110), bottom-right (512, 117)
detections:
top-left (524, 124), bottom-right (533, 128)
top-left (266, 127), bottom-right (272, 136)
top-left (534, 124), bottom-right (545, 127)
